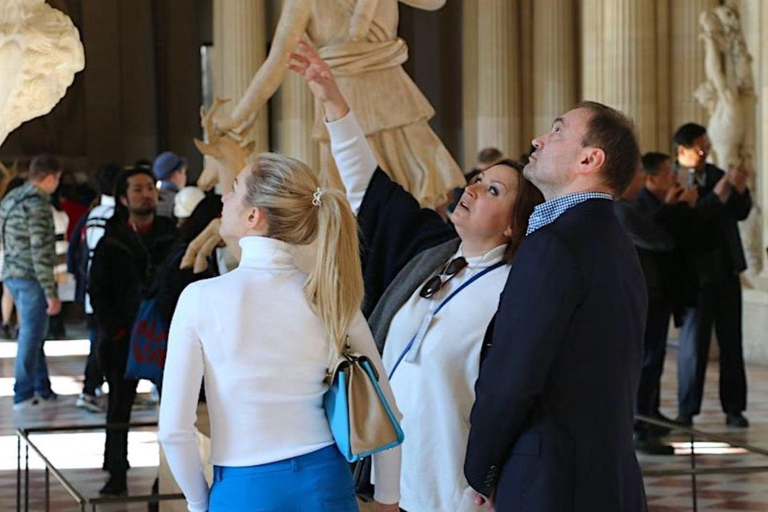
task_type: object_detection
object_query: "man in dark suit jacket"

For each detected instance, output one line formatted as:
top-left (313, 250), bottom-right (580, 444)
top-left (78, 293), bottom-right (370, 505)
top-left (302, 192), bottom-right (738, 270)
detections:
top-left (465, 102), bottom-right (647, 511)
top-left (672, 123), bottom-right (752, 428)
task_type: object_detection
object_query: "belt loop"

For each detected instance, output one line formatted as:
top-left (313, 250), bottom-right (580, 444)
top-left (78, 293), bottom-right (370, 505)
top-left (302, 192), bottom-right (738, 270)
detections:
top-left (291, 457), bottom-right (300, 472)
top-left (213, 466), bottom-right (222, 482)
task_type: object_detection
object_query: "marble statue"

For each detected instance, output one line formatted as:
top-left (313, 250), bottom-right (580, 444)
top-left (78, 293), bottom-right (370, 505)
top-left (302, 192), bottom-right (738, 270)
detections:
top-left (212, 0), bottom-right (464, 209)
top-left (694, 0), bottom-right (761, 279)
top-left (0, 0), bottom-right (85, 148)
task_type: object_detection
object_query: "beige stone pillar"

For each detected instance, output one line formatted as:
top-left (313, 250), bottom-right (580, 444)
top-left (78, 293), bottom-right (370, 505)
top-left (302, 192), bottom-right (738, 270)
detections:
top-left (461, 0), bottom-right (479, 169)
top-left (669, 0), bottom-right (720, 134)
top-left (212, 0), bottom-right (268, 152)
top-left (471, 0), bottom-right (522, 159)
top-left (581, 0), bottom-right (659, 151)
top-left (265, 0), bottom-right (317, 170)
top-left (580, 0), bottom-right (606, 104)
top-left (276, 74), bottom-right (319, 170)
top-left (531, 0), bottom-right (577, 138)
top-left (604, 0), bottom-right (657, 151)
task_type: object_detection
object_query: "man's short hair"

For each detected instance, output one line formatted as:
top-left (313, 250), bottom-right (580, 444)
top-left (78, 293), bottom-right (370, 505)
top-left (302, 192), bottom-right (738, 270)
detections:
top-left (95, 163), bottom-right (122, 197)
top-left (673, 123), bottom-right (707, 148)
top-left (641, 152), bottom-right (671, 176)
top-left (477, 147), bottom-right (503, 165)
top-left (577, 101), bottom-right (641, 196)
top-left (29, 154), bottom-right (61, 182)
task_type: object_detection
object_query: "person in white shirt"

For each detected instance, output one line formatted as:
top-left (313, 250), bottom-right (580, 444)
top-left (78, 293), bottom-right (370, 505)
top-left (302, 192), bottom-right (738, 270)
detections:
top-left (291, 43), bottom-right (543, 512)
top-left (158, 151), bottom-right (401, 511)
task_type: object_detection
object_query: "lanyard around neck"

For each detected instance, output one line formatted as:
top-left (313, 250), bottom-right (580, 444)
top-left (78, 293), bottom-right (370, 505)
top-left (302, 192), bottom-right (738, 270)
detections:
top-left (388, 260), bottom-right (505, 380)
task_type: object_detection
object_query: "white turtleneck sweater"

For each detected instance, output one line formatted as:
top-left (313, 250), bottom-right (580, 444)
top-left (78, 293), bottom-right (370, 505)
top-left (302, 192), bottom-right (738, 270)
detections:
top-left (158, 237), bottom-right (401, 512)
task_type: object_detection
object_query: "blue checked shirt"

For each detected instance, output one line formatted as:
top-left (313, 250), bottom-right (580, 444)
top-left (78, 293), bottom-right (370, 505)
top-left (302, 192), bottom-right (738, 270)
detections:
top-left (526, 192), bottom-right (613, 236)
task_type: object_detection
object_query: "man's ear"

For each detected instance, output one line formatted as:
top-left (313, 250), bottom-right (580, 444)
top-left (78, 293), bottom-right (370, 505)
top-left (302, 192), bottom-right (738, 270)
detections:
top-left (119, 195), bottom-right (128, 207)
top-left (576, 147), bottom-right (606, 176)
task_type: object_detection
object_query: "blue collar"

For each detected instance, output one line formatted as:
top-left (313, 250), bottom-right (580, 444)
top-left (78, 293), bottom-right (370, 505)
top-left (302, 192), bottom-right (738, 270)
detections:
top-left (526, 192), bottom-right (613, 235)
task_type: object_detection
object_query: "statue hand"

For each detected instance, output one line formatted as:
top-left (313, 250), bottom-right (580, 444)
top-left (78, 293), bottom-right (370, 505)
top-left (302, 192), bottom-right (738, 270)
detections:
top-left (181, 219), bottom-right (223, 273)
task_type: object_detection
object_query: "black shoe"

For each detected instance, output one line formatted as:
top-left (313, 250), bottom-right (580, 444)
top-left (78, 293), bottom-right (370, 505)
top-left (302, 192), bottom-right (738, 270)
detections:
top-left (0, 324), bottom-right (13, 340)
top-left (100, 473), bottom-right (127, 495)
top-left (635, 435), bottom-right (675, 455)
top-left (646, 412), bottom-right (674, 437)
top-left (674, 414), bottom-right (693, 427)
top-left (726, 413), bottom-right (749, 428)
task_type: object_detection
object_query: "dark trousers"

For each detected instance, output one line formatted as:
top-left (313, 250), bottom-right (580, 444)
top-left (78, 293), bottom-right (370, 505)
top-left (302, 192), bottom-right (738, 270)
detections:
top-left (677, 276), bottom-right (746, 416)
top-left (104, 371), bottom-right (138, 474)
top-left (83, 323), bottom-right (103, 396)
top-left (635, 296), bottom-right (671, 434)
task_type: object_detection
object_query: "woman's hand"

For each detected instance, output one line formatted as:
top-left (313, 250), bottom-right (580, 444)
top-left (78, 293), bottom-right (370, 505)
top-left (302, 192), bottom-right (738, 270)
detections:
top-left (374, 501), bottom-right (400, 512)
top-left (474, 492), bottom-right (496, 511)
top-left (289, 41), bottom-right (350, 122)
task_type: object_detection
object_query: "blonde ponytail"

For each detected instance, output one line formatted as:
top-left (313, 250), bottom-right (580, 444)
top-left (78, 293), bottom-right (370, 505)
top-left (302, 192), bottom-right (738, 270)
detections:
top-left (305, 188), bottom-right (364, 361)
top-left (243, 153), bottom-right (364, 361)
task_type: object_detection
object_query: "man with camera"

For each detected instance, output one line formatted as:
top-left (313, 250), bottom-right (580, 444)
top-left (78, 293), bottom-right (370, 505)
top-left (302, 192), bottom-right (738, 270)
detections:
top-left (673, 123), bottom-right (752, 428)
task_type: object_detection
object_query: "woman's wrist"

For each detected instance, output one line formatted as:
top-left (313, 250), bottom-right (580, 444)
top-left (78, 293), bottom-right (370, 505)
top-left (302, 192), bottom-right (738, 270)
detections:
top-left (323, 99), bottom-right (350, 123)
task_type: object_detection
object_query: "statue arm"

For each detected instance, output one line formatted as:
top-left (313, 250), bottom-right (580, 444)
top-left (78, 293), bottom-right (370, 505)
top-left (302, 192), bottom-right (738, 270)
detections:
top-left (225, 0), bottom-right (311, 129)
top-left (398, 0), bottom-right (446, 11)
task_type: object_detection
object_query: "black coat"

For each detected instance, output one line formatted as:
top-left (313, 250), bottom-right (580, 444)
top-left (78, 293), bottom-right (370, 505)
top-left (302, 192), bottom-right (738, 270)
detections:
top-left (88, 214), bottom-right (177, 371)
top-left (465, 199), bottom-right (647, 512)
top-left (357, 168), bottom-right (456, 316)
top-left (684, 163), bottom-right (752, 282)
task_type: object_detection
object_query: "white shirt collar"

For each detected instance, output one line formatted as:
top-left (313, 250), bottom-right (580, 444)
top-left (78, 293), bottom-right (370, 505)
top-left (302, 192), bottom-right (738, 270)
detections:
top-left (457, 243), bottom-right (507, 269)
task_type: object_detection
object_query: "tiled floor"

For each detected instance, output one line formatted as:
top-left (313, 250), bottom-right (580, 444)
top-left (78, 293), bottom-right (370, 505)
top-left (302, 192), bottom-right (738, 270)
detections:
top-left (0, 326), bottom-right (164, 511)
top-left (637, 342), bottom-right (768, 512)
top-left (2, 327), bottom-right (768, 511)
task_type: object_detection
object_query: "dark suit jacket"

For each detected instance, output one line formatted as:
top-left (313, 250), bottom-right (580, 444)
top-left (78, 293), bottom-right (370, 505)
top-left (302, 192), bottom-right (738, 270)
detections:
top-left (682, 163), bottom-right (752, 283)
top-left (465, 199), bottom-right (648, 512)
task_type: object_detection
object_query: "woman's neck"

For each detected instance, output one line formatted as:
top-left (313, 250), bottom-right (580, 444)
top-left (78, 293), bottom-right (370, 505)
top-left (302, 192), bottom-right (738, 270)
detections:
top-left (460, 237), bottom-right (506, 258)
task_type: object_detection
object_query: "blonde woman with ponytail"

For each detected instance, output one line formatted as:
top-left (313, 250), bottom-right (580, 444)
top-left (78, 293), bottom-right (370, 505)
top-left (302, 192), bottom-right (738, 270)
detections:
top-left (158, 154), bottom-right (401, 512)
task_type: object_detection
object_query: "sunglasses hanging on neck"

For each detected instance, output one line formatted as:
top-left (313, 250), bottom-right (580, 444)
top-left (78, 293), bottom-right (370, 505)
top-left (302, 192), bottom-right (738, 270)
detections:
top-left (419, 256), bottom-right (468, 299)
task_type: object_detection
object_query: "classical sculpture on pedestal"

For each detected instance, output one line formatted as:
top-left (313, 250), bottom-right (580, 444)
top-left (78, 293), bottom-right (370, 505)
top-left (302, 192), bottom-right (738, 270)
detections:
top-left (0, 0), bottom-right (85, 148)
top-left (213, 0), bottom-right (464, 209)
top-left (694, 1), bottom-right (761, 278)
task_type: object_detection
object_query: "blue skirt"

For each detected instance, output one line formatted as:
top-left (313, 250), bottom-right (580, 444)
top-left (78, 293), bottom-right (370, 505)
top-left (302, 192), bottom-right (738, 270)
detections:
top-left (208, 445), bottom-right (358, 512)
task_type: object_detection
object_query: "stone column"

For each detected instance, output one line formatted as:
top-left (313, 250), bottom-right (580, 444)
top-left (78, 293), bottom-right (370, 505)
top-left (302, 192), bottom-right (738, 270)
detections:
top-left (580, 0), bottom-right (606, 104)
top-left (469, 0), bottom-right (522, 159)
top-left (269, 0), bottom-right (318, 170)
top-left (531, 0), bottom-right (577, 138)
top-left (581, 0), bottom-right (659, 151)
top-left (275, 74), bottom-right (319, 170)
top-left (212, 0), bottom-right (268, 152)
top-left (669, 0), bottom-right (720, 133)
top-left (461, 0), bottom-right (479, 169)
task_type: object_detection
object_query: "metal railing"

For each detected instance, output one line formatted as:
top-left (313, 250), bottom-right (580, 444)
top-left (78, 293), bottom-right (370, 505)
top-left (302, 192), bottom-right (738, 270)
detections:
top-left (15, 421), bottom-right (184, 512)
top-left (635, 414), bottom-right (768, 512)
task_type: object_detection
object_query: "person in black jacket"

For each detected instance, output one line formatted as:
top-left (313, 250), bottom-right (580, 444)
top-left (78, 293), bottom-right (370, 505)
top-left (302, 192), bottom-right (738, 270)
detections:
top-left (89, 167), bottom-right (177, 495)
top-left (615, 153), bottom-right (700, 455)
top-left (673, 123), bottom-right (752, 428)
top-left (156, 193), bottom-right (223, 327)
top-left (465, 102), bottom-right (647, 511)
